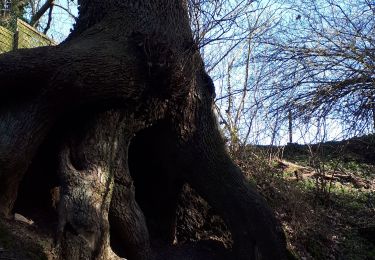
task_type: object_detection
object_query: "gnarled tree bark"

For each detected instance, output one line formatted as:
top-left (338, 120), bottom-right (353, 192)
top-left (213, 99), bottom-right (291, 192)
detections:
top-left (0, 0), bottom-right (287, 259)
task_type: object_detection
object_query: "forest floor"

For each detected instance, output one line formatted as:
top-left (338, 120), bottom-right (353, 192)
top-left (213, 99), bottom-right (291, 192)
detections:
top-left (238, 134), bottom-right (375, 259)
top-left (0, 135), bottom-right (374, 259)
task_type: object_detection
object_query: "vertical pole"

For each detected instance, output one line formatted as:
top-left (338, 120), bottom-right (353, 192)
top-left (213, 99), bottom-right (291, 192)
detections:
top-left (12, 28), bottom-right (18, 51)
top-left (288, 109), bottom-right (293, 144)
top-left (371, 96), bottom-right (375, 133)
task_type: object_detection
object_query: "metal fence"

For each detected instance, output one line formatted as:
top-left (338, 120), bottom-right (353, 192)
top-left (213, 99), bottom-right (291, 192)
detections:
top-left (0, 18), bottom-right (55, 54)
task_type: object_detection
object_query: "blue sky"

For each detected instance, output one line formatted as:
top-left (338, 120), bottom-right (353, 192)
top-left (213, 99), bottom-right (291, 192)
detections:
top-left (31, 0), bottom-right (373, 145)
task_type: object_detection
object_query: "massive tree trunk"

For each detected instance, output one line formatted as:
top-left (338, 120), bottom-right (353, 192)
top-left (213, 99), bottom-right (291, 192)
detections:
top-left (0, 0), bottom-right (287, 259)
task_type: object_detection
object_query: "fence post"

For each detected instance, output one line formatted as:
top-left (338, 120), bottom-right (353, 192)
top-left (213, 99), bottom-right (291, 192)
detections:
top-left (12, 28), bottom-right (18, 51)
top-left (288, 109), bottom-right (293, 144)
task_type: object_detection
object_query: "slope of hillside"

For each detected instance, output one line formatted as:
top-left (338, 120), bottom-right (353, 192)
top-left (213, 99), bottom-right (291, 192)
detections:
top-left (240, 134), bottom-right (375, 259)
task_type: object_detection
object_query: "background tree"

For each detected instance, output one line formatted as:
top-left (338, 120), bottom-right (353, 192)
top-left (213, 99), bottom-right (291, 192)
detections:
top-left (0, 0), bottom-right (28, 28)
top-left (265, 0), bottom-right (375, 141)
top-left (193, 0), bottom-right (374, 147)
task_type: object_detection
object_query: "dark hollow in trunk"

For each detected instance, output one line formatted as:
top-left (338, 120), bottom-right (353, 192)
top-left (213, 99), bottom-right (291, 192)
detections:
top-left (0, 0), bottom-right (287, 259)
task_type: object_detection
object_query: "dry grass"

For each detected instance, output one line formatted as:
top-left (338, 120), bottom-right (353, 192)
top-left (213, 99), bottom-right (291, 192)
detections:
top-left (233, 146), bottom-right (375, 259)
